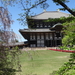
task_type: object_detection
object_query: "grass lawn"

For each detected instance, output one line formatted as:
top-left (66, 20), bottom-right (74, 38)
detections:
top-left (16, 50), bottom-right (71, 75)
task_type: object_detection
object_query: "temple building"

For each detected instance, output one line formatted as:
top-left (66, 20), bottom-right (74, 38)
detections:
top-left (19, 10), bottom-right (69, 47)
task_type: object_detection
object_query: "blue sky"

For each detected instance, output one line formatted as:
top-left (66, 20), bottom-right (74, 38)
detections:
top-left (8, 0), bottom-right (74, 42)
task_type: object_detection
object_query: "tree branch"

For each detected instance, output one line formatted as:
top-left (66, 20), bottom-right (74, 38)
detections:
top-left (53, 0), bottom-right (75, 16)
top-left (25, 0), bottom-right (47, 11)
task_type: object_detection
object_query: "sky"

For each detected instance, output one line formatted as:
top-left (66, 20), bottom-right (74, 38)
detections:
top-left (7, 0), bottom-right (75, 42)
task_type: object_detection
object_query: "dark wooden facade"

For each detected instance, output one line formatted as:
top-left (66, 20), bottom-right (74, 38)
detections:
top-left (29, 32), bottom-right (62, 47)
top-left (20, 19), bottom-right (63, 47)
top-left (19, 11), bottom-right (69, 47)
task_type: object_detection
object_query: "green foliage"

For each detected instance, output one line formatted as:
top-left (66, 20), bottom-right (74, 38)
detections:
top-left (44, 16), bottom-right (75, 23)
top-left (50, 53), bottom-right (75, 75)
top-left (0, 46), bottom-right (21, 75)
top-left (50, 16), bottom-right (75, 75)
top-left (62, 17), bottom-right (75, 47)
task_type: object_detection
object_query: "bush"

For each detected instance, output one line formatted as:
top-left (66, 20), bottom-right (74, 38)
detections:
top-left (0, 46), bottom-right (21, 75)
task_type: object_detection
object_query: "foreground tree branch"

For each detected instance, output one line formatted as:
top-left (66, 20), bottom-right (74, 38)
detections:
top-left (24, 0), bottom-right (47, 11)
top-left (53, 0), bottom-right (75, 16)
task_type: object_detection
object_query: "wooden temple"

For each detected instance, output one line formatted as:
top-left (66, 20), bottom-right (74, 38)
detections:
top-left (19, 11), bottom-right (69, 47)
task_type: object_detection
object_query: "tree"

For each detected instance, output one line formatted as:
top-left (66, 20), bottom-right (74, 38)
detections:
top-left (14, 0), bottom-right (74, 26)
top-left (2, 0), bottom-right (74, 24)
top-left (49, 17), bottom-right (75, 74)
top-left (0, 1), bottom-right (21, 75)
top-left (62, 18), bottom-right (75, 47)
top-left (53, 0), bottom-right (75, 16)
top-left (19, 0), bottom-right (75, 16)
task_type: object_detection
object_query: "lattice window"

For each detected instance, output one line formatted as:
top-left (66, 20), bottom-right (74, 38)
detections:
top-left (48, 25), bottom-right (51, 27)
top-left (41, 40), bottom-right (44, 43)
top-left (46, 33), bottom-right (49, 40)
top-left (36, 24), bottom-right (39, 27)
top-left (40, 24), bottom-right (43, 27)
top-left (54, 37), bottom-right (57, 40)
top-left (37, 44), bottom-right (40, 47)
top-left (41, 34), bottom-right (44, 39)
top-left (30, 44), bottom-right (36, 47)
top-left (44, 24), bottom-right (47, 27)
top-left (37, 34), bottom-right (40, 39)
top-left (30, 34), bottom-right (35, 40)
top-left (50, 33), bottom-right (53, 40)
top-left (41, 44), bottom-right (44, 47)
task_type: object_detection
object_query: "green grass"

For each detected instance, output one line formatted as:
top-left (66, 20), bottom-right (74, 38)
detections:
top-left (16, 50), bottom-right (71, 75)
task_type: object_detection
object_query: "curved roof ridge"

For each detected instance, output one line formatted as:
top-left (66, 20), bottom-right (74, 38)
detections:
top-left (31, 11), bottom-right (60, 17)
top-left (30, 11), bottom-right (69, 19)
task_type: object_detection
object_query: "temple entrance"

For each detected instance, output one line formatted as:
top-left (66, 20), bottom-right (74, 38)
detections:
top-left (45, 40), bottom-right (53, 47)
top-left (37, 39), bottom-right (44, 47)
top-left (37, 33), bottom-right (44, 47)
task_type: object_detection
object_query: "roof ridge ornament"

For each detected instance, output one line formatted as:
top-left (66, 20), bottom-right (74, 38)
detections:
top-left (43, 9), bottom-right (46, 12)
top-left (57, 9), bottom-right (60, 12)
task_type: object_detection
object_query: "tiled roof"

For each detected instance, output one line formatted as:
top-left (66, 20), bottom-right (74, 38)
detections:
top-left (30, 11), bottom-right (69, 19)
top-left (19, 29), bottom-right (54, 33)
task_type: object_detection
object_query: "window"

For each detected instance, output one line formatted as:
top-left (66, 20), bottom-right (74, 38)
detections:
top-left (37, 34), bottom-right (40, 39)
top-left (37, 40), bottom-right (44, 47)
top-left (48, 23), bottom-right (51, 27)
top-left (37, 44), bottom-right (40, 47)
top-left (30, 34), bottom-right (35, 40)
top-left (33, 35), bottom-right (35, 39)
top-left (41, 40), bottom-right (44, 43)
top-left (46, 33), bottom-right (49, 40)
top-left (59, 37), bottom-right (61, 39)
top-left (41, 34), bottom-right (44, 39)
top-left (50, 33), bottom-right (53, 40)
top-left (44, 22), bottom-right (47, 27)
top-left (30, 34), bottom-right (32, 40)
top-left (37, 40), bottom-right (40, 43)
top-left (33, 44), bottom-right (36, 47)
top-left (44, 24), bottom-right (47, 27)
top-left (41, 44), bottom-right (44, 47)
top-left (36, 24), bottom-right (39, 27)
top-left (48, 25), bottom-right (51, 27)
top-left (40, 24), bottom-right (43, 27)
top-left (54, 37), bottom-right (57, 40)
top-left (30, 44), bottom-right (36, 47)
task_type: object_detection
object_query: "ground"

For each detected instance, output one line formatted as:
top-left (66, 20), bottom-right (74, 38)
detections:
top-left (16, 47), bottom-right (71, 75)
